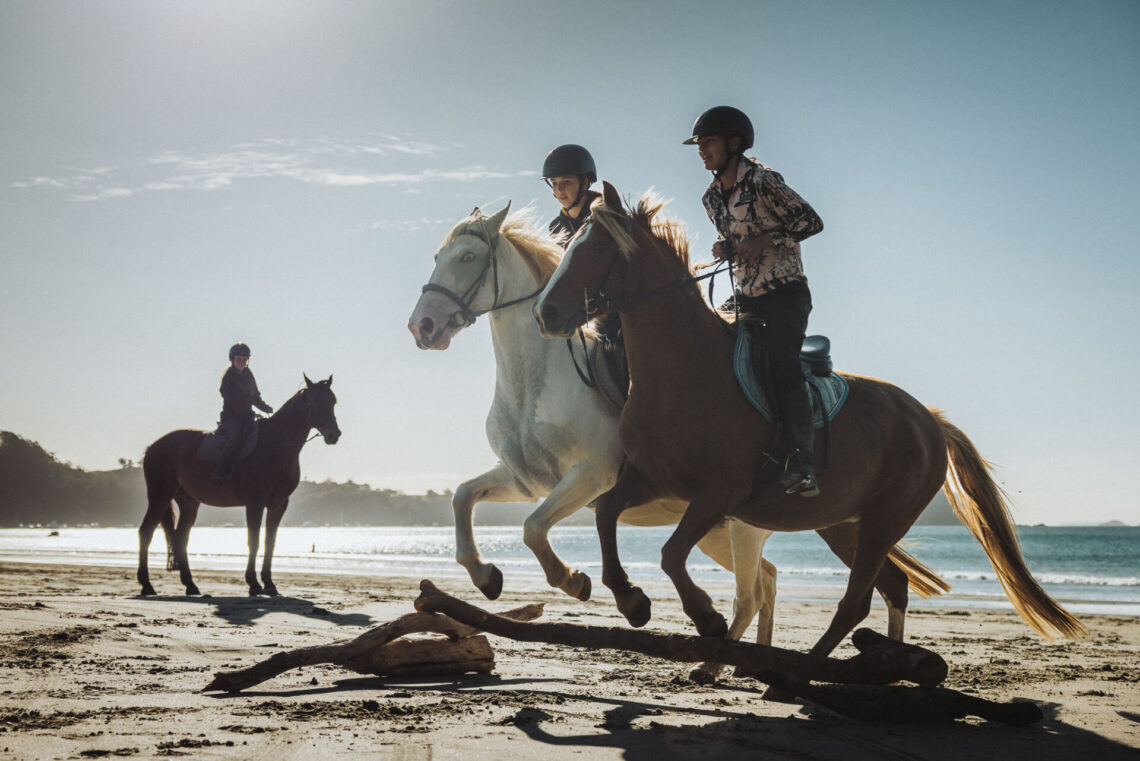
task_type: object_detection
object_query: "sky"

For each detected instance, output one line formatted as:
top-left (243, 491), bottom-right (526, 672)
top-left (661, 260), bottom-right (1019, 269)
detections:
top-left (1, 0), bottom-right (1137, 525)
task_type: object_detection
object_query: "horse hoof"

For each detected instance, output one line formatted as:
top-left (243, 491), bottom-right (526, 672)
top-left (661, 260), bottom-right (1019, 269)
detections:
top-left (140, 585), bottom-right (156, 597)
top-left (479, 566), bottom-right (503, 600)
top-left (264, 586), bottom-right (279, 597)
top-left (695, 612), bottom-right (728, 639)
top-left (573, 573), bottom-right (591, 602)
top-left (185, 585), bottom-right (201, 596)
top-left (249, 585), bottom-right (263, 597)
top-left (619, 589), bottom-right (652, 628)
top-left (689, 664), bottom-right (719, 686)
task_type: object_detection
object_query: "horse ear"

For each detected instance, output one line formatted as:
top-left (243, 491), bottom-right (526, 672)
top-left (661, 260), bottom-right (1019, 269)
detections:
top-left (303, 373), bottom-right (313, 388)
top-left (602, 181), bottom-right (622, 212)
top-left (326, 374), bottom-right (333, 386)
top-left (470, 206), bottom-right (482, 217)
top-left (486, 201), bottom-right (511, 232)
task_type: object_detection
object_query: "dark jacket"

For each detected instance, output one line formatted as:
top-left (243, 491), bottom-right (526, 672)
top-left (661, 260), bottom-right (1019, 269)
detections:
top-left (548, 190), bottom-right (601, 245)
top-left (219, 367), bottom-right (272, 425)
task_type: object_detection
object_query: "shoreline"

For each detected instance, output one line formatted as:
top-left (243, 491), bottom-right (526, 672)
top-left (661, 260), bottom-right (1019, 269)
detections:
top-left (1, 561), bottom-right (1138, 759)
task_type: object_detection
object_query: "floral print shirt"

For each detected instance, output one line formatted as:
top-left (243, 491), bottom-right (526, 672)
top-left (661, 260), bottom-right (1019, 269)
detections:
top-left (702, 157), bottom-right (823, 297)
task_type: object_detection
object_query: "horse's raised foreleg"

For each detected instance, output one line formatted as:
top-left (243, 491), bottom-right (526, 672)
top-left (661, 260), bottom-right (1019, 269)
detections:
top-left (523, 462), bottom-right (615, 601)
top-left (245, 504), bottom-right (265, 596)
top-left (596, 463), bottom-right (656, 627)
top-left (688, 520), bottom-right (776, 684)
top-left (260, 502), bottom-right (286, 597)
top-left (452, 464), bottom-right (532, 600)
top-left (171, 495), bottom-right (200, 596)
top-left (660, 495), bottom-right (740, 639)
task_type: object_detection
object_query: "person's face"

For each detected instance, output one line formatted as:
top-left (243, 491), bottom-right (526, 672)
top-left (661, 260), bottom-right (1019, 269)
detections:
top-left (696, 135), bottom-right (728, 171)
top-left (550, 175), bottom-right (583, 209)
top-left (232, 355), bottom-right (249, 370)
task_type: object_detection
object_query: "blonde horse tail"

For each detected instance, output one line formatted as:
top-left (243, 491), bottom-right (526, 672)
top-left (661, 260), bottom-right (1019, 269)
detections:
top-left (886, 545), bottom-right (951, 598)
top-left (934, 408), bottom-right (1087, 639)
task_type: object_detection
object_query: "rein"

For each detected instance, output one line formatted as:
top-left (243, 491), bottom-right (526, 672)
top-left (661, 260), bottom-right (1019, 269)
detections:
top-left (420, 215), bottom-right (543, 329)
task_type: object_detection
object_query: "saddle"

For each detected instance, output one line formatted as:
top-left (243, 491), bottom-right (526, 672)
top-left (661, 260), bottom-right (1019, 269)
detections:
top-left (732, 329), bottom-right (849, 428)
top-left (196, 421), bottom-right (260, 463)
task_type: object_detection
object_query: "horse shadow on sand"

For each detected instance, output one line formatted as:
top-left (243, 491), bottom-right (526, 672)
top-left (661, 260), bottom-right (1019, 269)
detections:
top-left (134, 592), bottom-right (373, 628)
top-left (209, 675), bottom-right (1139, 761)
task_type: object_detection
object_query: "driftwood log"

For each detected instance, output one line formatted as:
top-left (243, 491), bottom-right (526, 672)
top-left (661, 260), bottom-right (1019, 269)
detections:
top-left (203, 602), bottom-right (543, 693)
top-left (415, 580), bottom-right (1042, 725)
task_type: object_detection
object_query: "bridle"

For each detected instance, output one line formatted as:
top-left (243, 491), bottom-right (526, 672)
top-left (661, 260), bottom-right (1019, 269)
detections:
top-left (420, 214), bottom-right (542, 330)
top-left (302, 387), bottom-right (337, 445)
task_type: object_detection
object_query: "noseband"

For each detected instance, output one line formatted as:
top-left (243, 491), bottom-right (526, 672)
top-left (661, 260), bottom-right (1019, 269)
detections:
top-left (421, 216), bottom-right (542, 329)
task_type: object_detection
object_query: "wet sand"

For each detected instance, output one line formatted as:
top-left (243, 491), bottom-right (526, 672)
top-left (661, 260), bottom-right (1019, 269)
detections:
top-left (0, 561), bottom-right (1137, 760)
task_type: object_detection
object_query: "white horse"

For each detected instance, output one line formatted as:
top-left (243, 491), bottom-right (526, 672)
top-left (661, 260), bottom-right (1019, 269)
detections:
top-left (408, 204), bottom-right (776, 682)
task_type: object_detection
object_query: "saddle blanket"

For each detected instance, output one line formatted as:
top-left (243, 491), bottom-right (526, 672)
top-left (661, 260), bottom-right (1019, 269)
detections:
top-left (732, 328), bottom-right (849, 429)
top-left (196, 422), bottom-right (260, 463)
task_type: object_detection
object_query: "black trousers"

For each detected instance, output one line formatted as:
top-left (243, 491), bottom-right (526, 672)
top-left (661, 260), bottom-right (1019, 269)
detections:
top-left (736, 280), bottom-right (813, 442)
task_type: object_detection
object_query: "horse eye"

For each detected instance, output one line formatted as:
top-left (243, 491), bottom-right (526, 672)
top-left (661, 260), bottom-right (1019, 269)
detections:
top-left (461, 252), bottom-right (476, 262)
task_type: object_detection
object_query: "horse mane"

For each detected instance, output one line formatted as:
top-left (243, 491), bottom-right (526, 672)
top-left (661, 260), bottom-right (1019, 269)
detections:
top-left (442, 209), bottom-right (564, 285)
top-left (590, 191), bottom-right (691, 270)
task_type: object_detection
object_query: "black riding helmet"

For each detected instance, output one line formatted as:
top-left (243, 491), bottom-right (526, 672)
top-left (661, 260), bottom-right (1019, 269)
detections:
top-left (541, 144), bottom-right (597, 186)
top-left (229, 343), bottom-right (251, 360)
top-left (682, 106), bottom-right (755, 151)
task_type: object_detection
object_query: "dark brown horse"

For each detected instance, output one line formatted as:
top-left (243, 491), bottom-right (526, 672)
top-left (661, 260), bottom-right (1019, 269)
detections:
top-left (534, 182), bottom-right (1085, 656)
top-left (137, 375), bottom-right (340, 597)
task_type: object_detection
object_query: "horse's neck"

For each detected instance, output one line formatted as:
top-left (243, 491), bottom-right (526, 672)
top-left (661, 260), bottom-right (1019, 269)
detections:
top-left (264, 394), bottom-right (310, 451)
top-left (621, 247), bottom-right (730, 396)
top-left (485, 247), bottom-right (562, 401)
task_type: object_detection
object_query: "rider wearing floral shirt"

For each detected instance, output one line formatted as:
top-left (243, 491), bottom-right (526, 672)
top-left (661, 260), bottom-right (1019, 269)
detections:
top-left (685, 106), bottom-right (824, 496)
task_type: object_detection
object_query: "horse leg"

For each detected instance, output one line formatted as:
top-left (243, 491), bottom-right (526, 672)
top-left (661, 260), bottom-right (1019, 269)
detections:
top-left (809, 524), bottom-right (901, 658)
top-left (171, 494), bottom-right (200, 596)
top-left (452, 463), bottom-right (532, 600)
top-left (245, 504), bottom-right (264, 596)
top-left (523, 462), bottom-right (615, 602)
top-left (688, 520), bottom-right (774, 684)
top-left (659, 495), bottom-right (738, 638)
top-left (817, 523), bottom-right (910, 641)
top-left (137, 499), bottom-right (170, 596)
top-left (260, 502), bottom-right (286, 597)
top-left (596, 462), bottom-right (657, 627)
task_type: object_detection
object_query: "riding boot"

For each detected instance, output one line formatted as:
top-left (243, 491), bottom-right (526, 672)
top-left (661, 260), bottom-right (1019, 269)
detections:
top-left (778, 389), bottom-right (820, 497)
top-left (212, 430), bottom-right (242, 484)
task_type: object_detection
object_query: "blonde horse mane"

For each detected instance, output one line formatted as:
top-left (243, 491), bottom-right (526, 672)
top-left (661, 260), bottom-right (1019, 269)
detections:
top-left (442, 208), bottom-right (565, 285)
top-left (589, 191), bottom-right (692, 271)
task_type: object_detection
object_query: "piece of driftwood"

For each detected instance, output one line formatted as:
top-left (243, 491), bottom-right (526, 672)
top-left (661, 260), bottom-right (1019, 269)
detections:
top-left (415, 580), bottom-right (947, 687)
top-left (204, 602), bottom-right (543, 693)
top-left (415, 581), bottom-right (1041, 725)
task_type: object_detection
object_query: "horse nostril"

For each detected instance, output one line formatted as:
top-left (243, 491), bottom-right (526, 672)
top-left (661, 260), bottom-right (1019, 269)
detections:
top-left (420, 316), bottom-right (435, 336)
top-left (539, 302), bottom-right (560, 327)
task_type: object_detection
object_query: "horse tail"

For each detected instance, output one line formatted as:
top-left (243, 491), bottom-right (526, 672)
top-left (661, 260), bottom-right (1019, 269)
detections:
top-left (886, 545), bottom-right (951, 598)
top-left (934, 408), bottom-right (1087, 639)
top-left (143, 439), bottom-right (181, 572)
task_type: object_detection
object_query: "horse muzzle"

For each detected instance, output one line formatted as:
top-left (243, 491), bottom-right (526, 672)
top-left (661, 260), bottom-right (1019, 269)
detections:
top-left (533, 298), bottom-right (580, 339)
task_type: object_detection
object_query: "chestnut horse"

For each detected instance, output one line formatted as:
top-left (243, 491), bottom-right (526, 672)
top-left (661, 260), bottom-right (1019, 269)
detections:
top-left (409, 205), bottom-right (946, 683)
top-left (534, 182), bottom-right (1085, 656)
top-left (137, 375), bottom-right (340, 597)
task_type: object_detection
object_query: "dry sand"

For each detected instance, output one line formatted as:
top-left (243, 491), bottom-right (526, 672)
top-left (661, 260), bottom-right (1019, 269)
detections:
top-left (0, 561), bottom-right (1137, 760)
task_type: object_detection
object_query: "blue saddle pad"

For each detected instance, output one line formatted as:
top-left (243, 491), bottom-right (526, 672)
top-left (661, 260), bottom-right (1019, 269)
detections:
top-left (733, 328), bottom-right (849, 429)
top-left (197, 421), bottom-right (260, 463)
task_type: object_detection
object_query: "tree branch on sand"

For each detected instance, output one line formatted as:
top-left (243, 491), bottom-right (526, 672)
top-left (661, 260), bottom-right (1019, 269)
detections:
top-left (203, 602), bottom-right (544, 694)
top-left (413, 580), bottom-right (1043, 725)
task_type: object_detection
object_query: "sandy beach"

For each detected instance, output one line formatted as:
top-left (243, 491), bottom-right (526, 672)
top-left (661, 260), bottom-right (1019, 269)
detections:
top-left (0, 561), bottom-right (1137, 760)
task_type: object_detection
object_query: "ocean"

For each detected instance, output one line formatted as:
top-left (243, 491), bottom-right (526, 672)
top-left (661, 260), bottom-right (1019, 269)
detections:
top-left (1, 524), bottom-right (1136, 617)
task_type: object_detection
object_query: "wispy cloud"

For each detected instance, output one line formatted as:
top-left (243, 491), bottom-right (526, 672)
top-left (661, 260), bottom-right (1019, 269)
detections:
top-left (11, 136), bottom-right (526, 201)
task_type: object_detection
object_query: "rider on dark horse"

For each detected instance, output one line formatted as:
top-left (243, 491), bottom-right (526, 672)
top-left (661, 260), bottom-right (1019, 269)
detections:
top-left (542, 144), bottom-right (626, 398)
top-left (213, 342), bottom-right (273, 483)
top-left (685, 106), bottom-right (825, 497)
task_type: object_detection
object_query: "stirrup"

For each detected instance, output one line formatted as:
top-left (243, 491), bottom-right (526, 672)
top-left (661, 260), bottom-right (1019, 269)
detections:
top-left (779, 451), bottom-right (819, 497)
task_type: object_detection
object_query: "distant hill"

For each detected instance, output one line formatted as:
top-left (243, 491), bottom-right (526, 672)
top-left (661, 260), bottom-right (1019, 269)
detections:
top-left (0, 430), bottom-right (961, 528)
